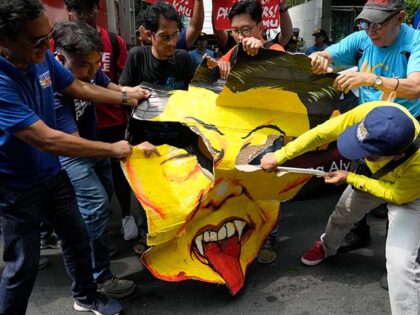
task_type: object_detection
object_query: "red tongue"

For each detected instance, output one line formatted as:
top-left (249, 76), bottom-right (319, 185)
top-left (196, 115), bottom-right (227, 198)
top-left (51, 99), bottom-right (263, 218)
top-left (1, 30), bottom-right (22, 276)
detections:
top-left (203, 235), bottom-right (244, 295)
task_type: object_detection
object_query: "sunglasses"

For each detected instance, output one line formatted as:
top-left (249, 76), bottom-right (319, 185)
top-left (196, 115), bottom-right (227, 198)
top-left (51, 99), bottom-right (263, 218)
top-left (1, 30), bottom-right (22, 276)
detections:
top-left (22, 28), bottom-right (55, 49)
top-left (359, 11), bottom-right (400, 31)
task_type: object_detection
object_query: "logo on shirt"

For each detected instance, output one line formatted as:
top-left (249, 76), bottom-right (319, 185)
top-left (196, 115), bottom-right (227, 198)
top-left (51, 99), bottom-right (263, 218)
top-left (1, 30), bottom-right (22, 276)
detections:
top-left (39, 71), bottom-right (52, 89)
top-left (74, 99), bottom-right (91, 121)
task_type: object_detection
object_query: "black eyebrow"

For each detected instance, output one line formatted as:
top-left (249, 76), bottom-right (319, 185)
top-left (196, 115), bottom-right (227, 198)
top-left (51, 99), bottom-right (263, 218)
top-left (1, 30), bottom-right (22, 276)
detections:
top-left (241, 124), bottom-right (286, 139)
top-left (185, 117), bottom-right (224, 135)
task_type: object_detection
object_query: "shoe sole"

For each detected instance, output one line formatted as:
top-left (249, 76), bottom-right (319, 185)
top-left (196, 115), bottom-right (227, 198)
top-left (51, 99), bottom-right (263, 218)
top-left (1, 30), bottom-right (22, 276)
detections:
top-left (98, 284), bottom-right (136, 299)
top-left (73, 302), bottom-right (121, 315)
top-left (301, 257), bottom-right (324, 266)
top-left (257, 254), bottom-right (277, 264)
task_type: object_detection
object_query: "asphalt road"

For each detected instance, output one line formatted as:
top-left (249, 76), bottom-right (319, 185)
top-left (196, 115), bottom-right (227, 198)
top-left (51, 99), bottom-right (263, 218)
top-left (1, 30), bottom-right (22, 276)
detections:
top-left (1, 186), bottom-right (391, 315)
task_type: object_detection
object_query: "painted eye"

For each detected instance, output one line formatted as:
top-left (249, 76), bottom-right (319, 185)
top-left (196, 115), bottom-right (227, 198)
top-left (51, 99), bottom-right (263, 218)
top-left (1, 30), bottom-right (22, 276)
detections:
top-left (161, 154), bottom-right (201, 182)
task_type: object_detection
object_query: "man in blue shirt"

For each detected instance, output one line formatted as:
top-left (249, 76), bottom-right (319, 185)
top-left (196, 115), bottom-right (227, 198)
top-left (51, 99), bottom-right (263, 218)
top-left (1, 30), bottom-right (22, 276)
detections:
top-left (0, 1), bottom-right (150, 314)
top-left (305, 29), bottom-right (329, 55)
top-left (190, 32), bottom-right (216, 69)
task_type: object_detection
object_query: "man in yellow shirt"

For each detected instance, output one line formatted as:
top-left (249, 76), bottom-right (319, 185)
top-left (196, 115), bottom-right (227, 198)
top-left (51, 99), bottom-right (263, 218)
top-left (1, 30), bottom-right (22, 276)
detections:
top-left (260, 102), bottom-right (419, 314)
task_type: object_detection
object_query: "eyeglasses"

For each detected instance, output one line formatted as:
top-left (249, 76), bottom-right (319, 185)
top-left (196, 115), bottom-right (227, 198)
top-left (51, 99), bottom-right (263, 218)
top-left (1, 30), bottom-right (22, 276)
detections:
top-left (359, 11), bottom-right (400, 31)
top-left (229, 25), bottom-right (256, 38)
top-left (22, 28), bottom-right (54, 49)
top-left (152, 31), bottom-right (180, 43)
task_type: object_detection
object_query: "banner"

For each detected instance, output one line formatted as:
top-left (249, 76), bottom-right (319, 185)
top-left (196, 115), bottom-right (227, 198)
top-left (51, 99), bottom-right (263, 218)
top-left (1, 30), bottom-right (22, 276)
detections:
top-left (143, 0), bottom-right (195, 18)
top-left (213, 0), bottom-right (281, 30)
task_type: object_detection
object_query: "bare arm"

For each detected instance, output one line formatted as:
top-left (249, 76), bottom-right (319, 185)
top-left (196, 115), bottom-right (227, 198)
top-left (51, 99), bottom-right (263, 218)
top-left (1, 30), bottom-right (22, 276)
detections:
top-left (60, 79), bottom-right (149, 108)
top-left (185, 0), bottom-right (205, 50)
top-left (15, 120), bottom-right (132, 159)
top-left (277, 6), bottom-right (293, 47)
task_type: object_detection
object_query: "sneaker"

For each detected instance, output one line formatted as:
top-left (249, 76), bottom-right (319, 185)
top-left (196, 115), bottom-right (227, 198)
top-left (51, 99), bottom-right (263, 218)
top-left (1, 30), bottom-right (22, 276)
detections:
top-left (379, 268), bottom-right (388, 290)
top-left (337, 226), bottom-right (371, 253)
top-left (301, 240), bottom-right (325, 266)
top-left (74, 294), bottom-right (122, 315)
top-left (38, 256), bottom-right (50, 270)
top-left (97, 277), bottom-right (136, 299)
top-left (40, 234), bottom-right (59, 250)
top-left (121, 216), bottom-right (139, 241)
top-left (257, 239), bottom-right (277, 264)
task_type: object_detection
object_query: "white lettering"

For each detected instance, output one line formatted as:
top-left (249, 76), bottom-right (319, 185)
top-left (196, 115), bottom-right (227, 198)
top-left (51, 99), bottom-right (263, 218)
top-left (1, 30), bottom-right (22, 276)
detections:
top-left (217, 7), bottom-right (230, 20)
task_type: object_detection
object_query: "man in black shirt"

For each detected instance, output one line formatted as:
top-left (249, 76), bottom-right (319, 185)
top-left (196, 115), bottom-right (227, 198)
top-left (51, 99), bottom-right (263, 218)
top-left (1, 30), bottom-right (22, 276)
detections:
top-left (120, 2), bottom-right (194, 90)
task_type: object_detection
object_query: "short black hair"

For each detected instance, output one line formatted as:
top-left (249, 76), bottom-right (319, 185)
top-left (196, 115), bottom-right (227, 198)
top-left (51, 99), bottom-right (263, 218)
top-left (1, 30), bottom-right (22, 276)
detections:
top-left (0, 0), bottom-right (44, 40)
top-left (53, 21), bottom-right (103, 55)
top-left (228, 0), bottom-right (262, 24)
top-left (64, 0), bottom-right (99, 11)
top-left (142, 2), bottom-right (182, 33)
top-left (135, 11), bottom-right (145, 30)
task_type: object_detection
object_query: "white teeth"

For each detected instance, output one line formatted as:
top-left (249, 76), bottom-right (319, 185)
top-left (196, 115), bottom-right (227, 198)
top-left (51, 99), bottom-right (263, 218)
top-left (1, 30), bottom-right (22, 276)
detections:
top-left (209, 231), bottom-right (217, 241)
top-left (226, 222), bottom-right (235, 238)
top-left (194, 220), bottom-right (247, 256)
top-left (234, 220), bottom-right (246, 240)
top-left (203, 231), bottom-right (210, 242)
top-left (195, 234), bottom-right (204, 256)
top-left (217, 225), bottom-right (227, 240)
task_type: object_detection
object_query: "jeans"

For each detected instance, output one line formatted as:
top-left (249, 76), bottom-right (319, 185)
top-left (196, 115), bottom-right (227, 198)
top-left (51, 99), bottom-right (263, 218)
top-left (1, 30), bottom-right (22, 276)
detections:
top-left (0, 171), bottom-right (96, 315)
top-left (321, 185), bottom-right (420, 315)
top-left (62, 157), bottom-right (114, 282)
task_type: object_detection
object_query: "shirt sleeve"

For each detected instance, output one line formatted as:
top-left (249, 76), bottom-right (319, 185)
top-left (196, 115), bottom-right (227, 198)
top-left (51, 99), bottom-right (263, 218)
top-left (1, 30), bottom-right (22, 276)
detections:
top-left (95, 69), bottom-right (111, 87)
top-left (327, 31), bottom-right (363, 68)
top-left (220, 46), bottom-right (237, 62)
top-left (119, 47), bottom-right (143, 86)
top-left (54, 93), bottom-right (78, 134)
top-left (0, 79), bottom-right (40, 135)
top-left (116, 34), bottom-right (128, 72)
top-left (347, 164), bottom-right (420, 205)
top-left (46, 51), bottom-right (75, 92)
top-left (407, 34), bottom-right (420, 76)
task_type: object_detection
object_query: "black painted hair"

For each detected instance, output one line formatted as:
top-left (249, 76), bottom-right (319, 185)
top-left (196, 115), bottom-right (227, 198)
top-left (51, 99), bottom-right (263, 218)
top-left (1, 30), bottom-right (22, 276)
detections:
top-left (228, 0), bottom-right (262, 24)
top-left (142, 1), bottom-right (182, 33)
top-left (0, 0), bottom-right (44, 40)
top-left (53, 21), bottom-right (103, 55)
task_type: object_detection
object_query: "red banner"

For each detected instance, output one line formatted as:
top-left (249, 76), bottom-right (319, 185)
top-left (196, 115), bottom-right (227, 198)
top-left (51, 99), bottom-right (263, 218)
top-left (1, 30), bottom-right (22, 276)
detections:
top-left (143, 0), bottom-right (195, 18)
top-left (213, 0), bottom-right (281, 30)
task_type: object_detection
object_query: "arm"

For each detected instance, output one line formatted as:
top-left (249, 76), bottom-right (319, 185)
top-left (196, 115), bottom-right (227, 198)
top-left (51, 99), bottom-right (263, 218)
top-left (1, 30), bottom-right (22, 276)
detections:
top-left (14, 120), bottom-right (131, 159)
top-left (60, 79), bottom-right (149, 108)
top-left (185, 0), bottom-right (205, 50)
top-left (276, 5), bottom-right (293, 47)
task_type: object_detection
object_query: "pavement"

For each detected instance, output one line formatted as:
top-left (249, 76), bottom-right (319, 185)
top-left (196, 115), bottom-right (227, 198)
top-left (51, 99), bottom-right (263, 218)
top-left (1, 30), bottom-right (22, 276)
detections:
top-left (1, 186), bottom-right (391, 315)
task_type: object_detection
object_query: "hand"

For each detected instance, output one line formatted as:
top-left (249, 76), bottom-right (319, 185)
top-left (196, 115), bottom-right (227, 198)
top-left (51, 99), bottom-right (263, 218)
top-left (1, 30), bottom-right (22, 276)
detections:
top-left (241, 37), bottom-right (263, 56)
top-left (206, 56), bottom-right (218, 69)
top-left (324, 170), bottom-right (348, 186)
top-left (217, 60), bottom-right (231, 80)
top-left (110, 140), bottom-right (133, 160)
top-left (137, 141), bottom-right (161, 158)
top-left (334, 71), bottom-right (373, 94)
top-left (260, 153), bottom-right (279, 172)
top-left (126, 86), bottom-right (151, 108)
top-left (309, 52), bottom-right (333, 75)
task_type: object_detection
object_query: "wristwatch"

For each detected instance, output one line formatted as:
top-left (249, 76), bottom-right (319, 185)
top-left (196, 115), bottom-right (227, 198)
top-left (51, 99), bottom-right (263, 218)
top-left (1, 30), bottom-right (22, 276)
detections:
top-left (373, 75), bottom-right (383, 88)
top-left (121, 90), bottom-right (129, 106)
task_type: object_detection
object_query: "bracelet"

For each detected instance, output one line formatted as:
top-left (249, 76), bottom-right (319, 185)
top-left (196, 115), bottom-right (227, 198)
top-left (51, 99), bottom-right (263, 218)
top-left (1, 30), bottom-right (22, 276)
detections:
top-left (393, 78), bottom-right (400, 92)
top-left (121, 91), bottom-right (129, 106)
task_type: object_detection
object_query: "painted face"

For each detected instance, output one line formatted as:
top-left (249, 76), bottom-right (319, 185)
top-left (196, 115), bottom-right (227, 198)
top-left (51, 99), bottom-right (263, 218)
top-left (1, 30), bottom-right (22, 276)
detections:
top-left (123, 87), bottom-right (315, 295)
top-left (230, 13), bottom-right (263, 43)
top-left (3, 13), bottom-right (52, 67)
top-left (61, 51), bottom-right (102, 82)
top-left (150, 17), bottom-right (179, 60)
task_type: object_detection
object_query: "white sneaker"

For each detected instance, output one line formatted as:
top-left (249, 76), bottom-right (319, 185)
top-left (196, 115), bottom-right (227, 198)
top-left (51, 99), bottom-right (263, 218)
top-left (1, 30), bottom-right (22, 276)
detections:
top-left (121, 215), bottom-right (138, 240)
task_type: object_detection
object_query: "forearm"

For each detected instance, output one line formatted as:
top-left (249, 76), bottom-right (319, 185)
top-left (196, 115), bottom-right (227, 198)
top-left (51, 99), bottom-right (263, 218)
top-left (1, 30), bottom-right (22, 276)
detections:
top-left (277, 11), bottom-right (292, 47)
top-left (186, 0), bottom-right (204, 48)
top-left (371, 74), bottom-right (420, 100)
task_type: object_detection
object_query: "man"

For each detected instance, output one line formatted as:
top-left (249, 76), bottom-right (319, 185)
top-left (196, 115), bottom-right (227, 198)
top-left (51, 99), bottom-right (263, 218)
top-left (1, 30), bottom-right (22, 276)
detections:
top-left (292, 27), bottom-right (306, 53)
top-left (211, 0), bottom-right (292, 54)
top-left (63, 0), bottom-right (139, 241)
top-left (0, 1), bottom-right (148, 314)
top-left (190, 32), bottom-right (216, 68)
top-left (305, 29), bottom-right (329, 55)
top-left (260, 102), bottom-right (419, 315)
top-left (135, 0), bottom-right (204, 50)
top-left (208, 0), bottom-right (284, 80)
top-left (53, 21), bottom-right (160, 300)
top-left (309, 0), bottom-right (420, 253)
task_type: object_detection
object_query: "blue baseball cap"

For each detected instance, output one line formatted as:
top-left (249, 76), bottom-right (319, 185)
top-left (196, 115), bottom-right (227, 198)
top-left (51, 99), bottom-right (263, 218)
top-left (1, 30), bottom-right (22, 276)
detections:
top-left (337, 106), bottom-right (415, 160)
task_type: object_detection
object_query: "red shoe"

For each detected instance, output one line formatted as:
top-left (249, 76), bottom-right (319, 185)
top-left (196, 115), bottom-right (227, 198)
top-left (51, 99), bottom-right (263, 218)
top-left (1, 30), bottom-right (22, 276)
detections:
top-left (301, 240), bottom-right (325, 266)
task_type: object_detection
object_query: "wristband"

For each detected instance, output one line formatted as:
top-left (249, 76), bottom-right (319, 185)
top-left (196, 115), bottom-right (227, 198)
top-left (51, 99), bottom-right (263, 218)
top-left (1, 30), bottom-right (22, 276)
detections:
top-left (393, 78), bottom-right (400, 92)
top-left (121, 91), bottom-right (129, 106)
